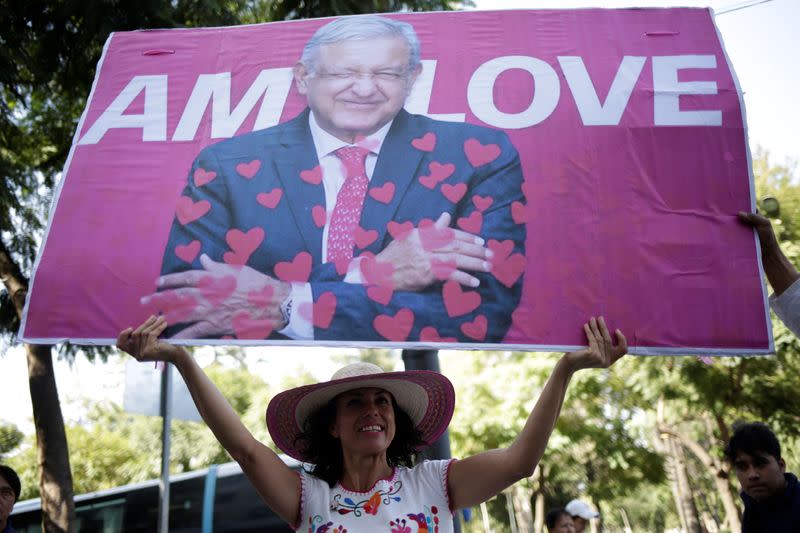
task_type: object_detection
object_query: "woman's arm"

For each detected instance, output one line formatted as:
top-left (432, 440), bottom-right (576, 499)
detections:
top-left (447, 317), bottom-right (626, 510)
top-left (117, 316), bottom-right (300, 524)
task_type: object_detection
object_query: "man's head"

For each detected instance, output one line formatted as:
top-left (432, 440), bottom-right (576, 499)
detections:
top-left (545, 508), bottom-right (575, 532)
top-left (0, 465), bottom-right (20, 528)
top-left (294, 16), bottom-right (422, 143)
top-left (564, 499), bottom-right (599, 533)
top-left (724, 422), bottom-right (787, 501)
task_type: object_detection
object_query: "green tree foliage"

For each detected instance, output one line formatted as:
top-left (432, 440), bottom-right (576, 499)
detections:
top-left (0, 423), bottom-right (24, 457)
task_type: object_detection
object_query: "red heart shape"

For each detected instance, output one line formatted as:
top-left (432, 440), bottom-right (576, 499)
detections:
top-left (373, 308), bottom-right (414, 341)
top-left (487, 239), bottom-right (515, 261)
top-left (300, 165), bottom-right (323, 185)
top-left (355, 227), bottom-right (378, 249)
top-left (256, 188), bottom-right (283, 209)
top-left (418, 174), bottom-right (439, 190)
top-left (464, 139), bottom-right (501, 168)
top-left (198, 275), bottom-right (237, 307)
top-left (360, 256), bottom-right (395, 287)
top-left (460, 315), bottom-right (488, 341)
top-left (232, 311), bottom-right (273, 339)
top-left (368, 182), bottom-right (395, 204)
top-left (411, 132), bottom-right (436, 152)
top-left (236, 159), bottom-right (261, 179)
top-left (174, 240), bottom-right (201, 264)
top-left (176, 196), bottom-right (211, 225)
top-left (224, 227), bottom-right (264, 265)
top-left (492, 253), bottom-right (526, 288)
top-left (387, 221), bottom-right (414, 240)
top-left (431, 258), bottom-right (456, 281)
top-left (193, 168), bottom-right (217, 187)
top-left (334, 259), bottom-right (351, 276)
top-left (367, 285), bottom-right (393, 305)
top-left (299, 291), bottom-right (338, 329)
top-left (420, 326), bottom-right (457, 343)
top-left (312, 205), bottom-right (326, 228)
top-left (428, 161), bottom-right (455, 182)
top-left (511, 201), bottom-right (526, 224)
top-left (456, 211), bottom-right (483, 234)
top-left (442, 280), bottom-right (481, 318)
top-left (472, 195), bottom-right (493, 212)
top-left (418, 220), bottom-right (455, 251)
top-left (274, 251), bottom-right (312, 282)
top-left (246, 285), bottom-right (274, 307)
top-left (441, 183), bottom-right (467, 203)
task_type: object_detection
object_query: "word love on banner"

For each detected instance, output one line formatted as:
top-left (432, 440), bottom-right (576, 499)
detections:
top-left (19, 9), bottom-right (773, 355)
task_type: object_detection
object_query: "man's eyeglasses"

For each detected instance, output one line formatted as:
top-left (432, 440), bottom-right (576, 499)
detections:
top-left (314, 69), bottom-right (409, 83)
top-left (0, 487), bottom-right (15, 501)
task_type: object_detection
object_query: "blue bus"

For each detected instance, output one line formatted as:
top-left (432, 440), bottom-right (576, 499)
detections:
top-left (10, 459), bottom-right (300, 532)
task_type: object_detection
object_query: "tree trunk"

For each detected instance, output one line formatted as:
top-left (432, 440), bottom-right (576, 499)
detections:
top-left (1, 239), bottom-right (76, 532)
top-left (659, 424), bottom-right (742, 532)
top-left (532, 466), bottom-right (545, 533)
top-left (511, 484), bottom-right (532, 533)
top-left (669, 437), bottom-right (703, 533)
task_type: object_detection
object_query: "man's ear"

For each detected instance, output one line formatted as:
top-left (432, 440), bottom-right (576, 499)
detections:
top-left (779, 457), bottom-right (787, 472)
top-left (406, 63), bottom-right (422, 92)
top-left (294, 62), bottom-right (310, 96)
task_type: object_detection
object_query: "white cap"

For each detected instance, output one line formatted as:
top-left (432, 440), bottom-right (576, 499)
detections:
top-left (565, 500), bottom-right (600, 519)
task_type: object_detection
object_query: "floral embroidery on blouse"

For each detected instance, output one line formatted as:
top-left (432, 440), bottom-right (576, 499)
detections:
top-left (391, 505), bottom-right (440, 533)
top-left (307, 515), bottom-right (347, 533)
top-left (331, 481), bottom-right (403, 516)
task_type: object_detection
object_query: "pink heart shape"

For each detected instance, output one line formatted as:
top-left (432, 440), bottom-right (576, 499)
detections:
top-left (198, 275), bottom-right (237, 307)
top-left (411, 132), bottom-right (436, 152)
top-left (442, 280), bottom-right (481, 318)
top-left (232, 311), bottom-right (273, 339)
top-left (431, 259), bottom-right (457, 281)
top-left (224, 227), bottom-right (264, 265)
top-left (511, 201), bottom-right (526, 224)
top-left (367, 286), bottom-right (393, 305)
top-left (299, 291), bottom-right (337, 329)
top-left (492, 253), bottom-right (526, 288)
top-left (300, 165), bottom-right (323, 185)
top-left (355, 227), bottom-right (378, 249)
top-left (373, 308), bottom-right (414, 341)
top-left (418, 174), bottom-right (439, 190)
top-left (460, 314), bottom-right (488, 341)
top-left (464, 139), bottom-right (500, 168)
top-left (369, 182), bottom-right (396, 204)
top-left (176, 196), bottom-right (211, 225)
top-left (256, 188), bottom-right (283, 209)
top-left (472, 195), bottom-right (493, 212)
top-left (193, 168), bottom-right (217, 187)
top-left (487, 239), bottom-right (515, 261)
top-left (360, 256), bottom-right (395, 287)
top-left (456, 211), bottom-right (483, 234)
top-left (387, 221), bottom-right (414, 240)
top-left (274, 251), bottom-right (312, 282)
top-left (236, 159), bottom-right (261, 179)
top-left (441, 183), bottom-right (467, 203)
top-left (418, 220), bottom-right (455, 251)
top-left (312, 205), bottom-right (326, 228)
top-left (174, 240), bottom-right (201, 264)
top-left (246, 285), bottom-right (275, 307)
top-left (420, 326), bottom-right (457, 343)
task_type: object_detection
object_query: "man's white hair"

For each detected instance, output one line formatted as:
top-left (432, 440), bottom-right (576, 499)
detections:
top-left (300, 15), bottom-right (421, 74)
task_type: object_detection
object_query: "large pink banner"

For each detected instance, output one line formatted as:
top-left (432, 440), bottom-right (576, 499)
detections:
top-left (19, 9), bottom-right (772, 354)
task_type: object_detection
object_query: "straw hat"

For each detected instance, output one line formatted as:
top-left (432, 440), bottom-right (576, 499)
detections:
top-left (266, 362), bottom-right (455, 462)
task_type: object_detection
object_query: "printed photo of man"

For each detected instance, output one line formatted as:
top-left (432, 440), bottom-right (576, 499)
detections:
top-left (149, 15), bottom-right (526, 342)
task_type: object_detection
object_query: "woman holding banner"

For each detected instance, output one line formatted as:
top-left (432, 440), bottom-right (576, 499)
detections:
top-left (117, 316), bottom-right (626, 532)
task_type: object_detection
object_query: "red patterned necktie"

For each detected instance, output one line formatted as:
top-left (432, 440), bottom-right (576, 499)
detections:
top-left (326, 146), bottom-right (371, 264)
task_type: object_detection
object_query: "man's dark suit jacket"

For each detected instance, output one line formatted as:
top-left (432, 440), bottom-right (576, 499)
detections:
top-left (160, 108), bottom-right (526, 342)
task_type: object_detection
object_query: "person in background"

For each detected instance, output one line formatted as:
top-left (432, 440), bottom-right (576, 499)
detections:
top-left (738, 211), bottom-right (800, 336)
top-left (545, 507), bottom-right (576, 533)
top-left (0, 465), bottom-right (20, 533)
top-left (565, 499), bottom-right (599, 533)
top-left (724, 421), bottom-right (800, 532)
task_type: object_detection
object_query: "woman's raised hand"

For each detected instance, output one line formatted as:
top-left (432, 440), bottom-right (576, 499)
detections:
top-left (117, 315), bottom-right (188, 363)
top-left (564, 316), bottom-right (627, 371)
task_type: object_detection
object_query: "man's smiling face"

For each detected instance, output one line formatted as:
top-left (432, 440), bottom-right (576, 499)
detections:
top-left (294, 37), bottom-right (420, 143)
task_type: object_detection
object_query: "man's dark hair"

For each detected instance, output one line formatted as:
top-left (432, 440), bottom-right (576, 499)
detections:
top-left (724, 421), bottom-right (782, 463)
top-left (0, 465), bottom-right (21, 501)
top-left (545, 508), bottom-right (571, 530)
top-left (295, 395), bottom-right (424, 487)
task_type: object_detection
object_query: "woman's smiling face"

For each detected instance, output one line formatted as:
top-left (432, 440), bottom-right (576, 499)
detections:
top-left (330, 387), bottom-right (397, 456)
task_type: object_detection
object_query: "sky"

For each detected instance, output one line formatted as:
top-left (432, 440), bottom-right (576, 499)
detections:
top-left (1, 0), bottom-right (797, 435)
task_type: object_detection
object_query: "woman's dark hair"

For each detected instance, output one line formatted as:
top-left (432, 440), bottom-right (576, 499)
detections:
top-left (294, 394), bottom-right (424, 487)
top-left (545, 508), bottom-right (571, 530)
